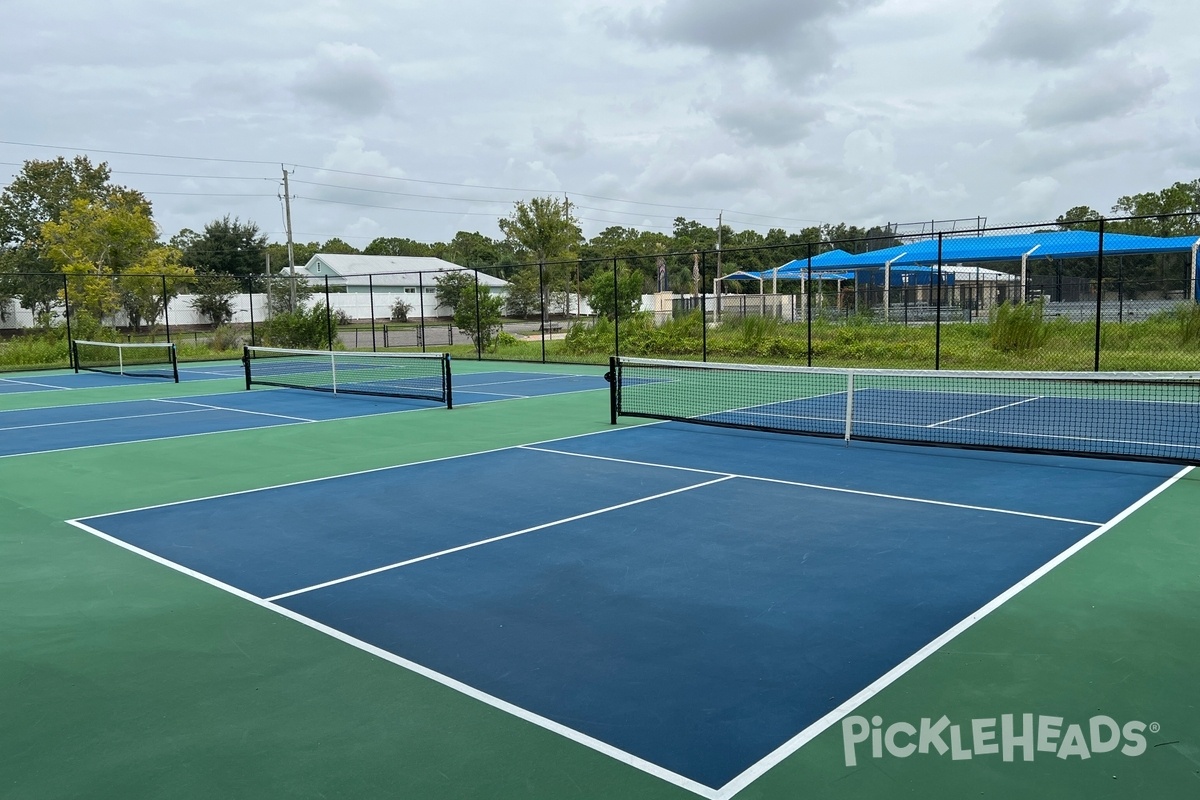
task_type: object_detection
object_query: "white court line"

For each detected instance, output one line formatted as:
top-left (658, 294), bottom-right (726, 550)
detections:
top-left (0, 377), bottom-right (71, 390)
top-left (0, 407), bottom-right (212, 433)
top-left (713, 464), bottom-right (1194, 800)
top-left (520, 445), bottom-right (1103, 526)
top-left (64, 517), bottom-right (721, 799)
top-left (151, 398), bottom-right (317, 423)
top-left (928, 396), bottom-right (1042, 427)
top-left (265, 475), bottom-right (736, 602)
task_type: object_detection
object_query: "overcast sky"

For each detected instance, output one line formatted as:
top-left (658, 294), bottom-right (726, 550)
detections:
top-left (2, 0), bottom-right (1198, 247)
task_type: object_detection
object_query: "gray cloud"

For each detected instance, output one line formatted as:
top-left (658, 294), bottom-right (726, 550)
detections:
top-left (606, 0), bottom-right (881, 82)
top-left (535, 119), bottom-right (595, 159)
top-left (292, 42), bottom-right (394, 117)
top-left (975, 0), bottom-right (1151, 67)
top-left (709, 94), bottom-right (826, 147)
top-left (1023, 61), bottom-right (1169, 128)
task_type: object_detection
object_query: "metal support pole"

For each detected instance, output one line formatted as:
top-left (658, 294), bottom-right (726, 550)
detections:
top-left (324, 275), bottom-right (333, 350)
top-left (247, 277), bottom-right (256, 346)
top-left (418, 271), bottom-right (427, 353)
top-left (63, 274), bottom-right (73, 368)
top-left (368, 274), bottom-right (376, 351)
top-left (806, 243), bottom-right (813, 367)
top-left (539, 261), bottom-right (547, 363)
top-left (473, 268), bottom-right (482, 360)
top-left (935, 234), bottom-right (944, 370)
top-left (1094, 218), bottom-right (1106, 371)
top-left (700, 252), bottom-right (707, 361)
top-left (612, 257), bottom-right (620, 357)
top-left (162, 274), bottom-right (172, 342)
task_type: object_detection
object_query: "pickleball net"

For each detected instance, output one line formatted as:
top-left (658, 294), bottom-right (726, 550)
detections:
top-left (72, 340), bottom-right (179, 382)
top-left (243, 346), bottom-right (452, 407)
top-left (607, 356), bottom-right (1200, 465)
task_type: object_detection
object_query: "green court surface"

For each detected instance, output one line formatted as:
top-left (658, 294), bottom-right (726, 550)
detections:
top-left (2, 360), bottom-right (1198, 799)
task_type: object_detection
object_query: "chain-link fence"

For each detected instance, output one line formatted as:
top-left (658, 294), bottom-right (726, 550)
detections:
top-left (3, 213), bottom-right (1197, 373)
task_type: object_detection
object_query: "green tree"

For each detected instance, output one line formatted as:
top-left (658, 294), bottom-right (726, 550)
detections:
top-left (181, 216), bottom-right (268, 277)
top-left (321, 237), bottom-right (360, 255)
top-left (189, 272), bottom-right (243, 327)
top-left (1056, 205), bottom-right (1103, 231)
top-left (453, 286), bottom-right (505, 352)
top-left (1111, 181), bottom-right (1200, 236)
top-left (432, 270), bottom-right (478, 315)
top-left (442, 231), bottom-right (515, 267)
top-left (498, 197), bottom-right (583, 321)
top-left (586, 267), bottom-right (643, 321)
top-left (0, 156), bottom-right (115, 247)
top-left (42, 192), bottom-right (161, 319)
top-left (363, 236), bottom-right (432, 257)
top-left (120, 250), bottom-right (193, 331)
top-left (504, 266), bottom-right (541, 317)
top-left (498, 197), bottom-right (582, 263)
top-left (0, 156), bottom-right (137, 322)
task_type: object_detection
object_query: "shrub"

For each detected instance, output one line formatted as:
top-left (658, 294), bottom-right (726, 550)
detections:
top-left (261, 304), bottom-right (335, 349)
top-left (988, 301), bottom-right (1047, 352)
top-left (391, 299), bottom-right (412, 322)
top-left (208, 325), bottom-right (243, 352)
top-left (1177, 304), bottom-right (1200, 345)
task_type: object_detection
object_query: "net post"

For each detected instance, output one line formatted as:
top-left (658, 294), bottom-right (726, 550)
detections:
top-left (329, 350), bottom-right (337, 393)
top-left (843, 370), bottom-right (855, 445)
top-left (443, 354), bottom-right (453, 409)
top-left (242, 346), bottom-right (252, 390)
top-left (170, 343), bottom-right (179, 383)
top-left (608, 356), bottom-right (619, 424)
top-left (71, 340), bottom-right (80, 374)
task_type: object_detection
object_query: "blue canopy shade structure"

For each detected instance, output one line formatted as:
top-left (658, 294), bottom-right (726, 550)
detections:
top-left (740, 230), bottom-right (1200, 303)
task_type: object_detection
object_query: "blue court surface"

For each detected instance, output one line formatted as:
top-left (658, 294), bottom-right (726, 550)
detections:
top-left (71, 423), bottom-right (1181, 792)
top-left (1, 370), bottom-right (608, 457)
top-left (0, 362), bottom-right (244, 393)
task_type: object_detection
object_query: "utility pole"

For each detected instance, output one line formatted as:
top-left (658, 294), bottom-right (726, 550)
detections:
top-left (281, 165), bottom-right (296, 310)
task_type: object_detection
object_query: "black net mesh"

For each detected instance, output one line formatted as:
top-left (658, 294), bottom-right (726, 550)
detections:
top-left (610, 356), bottom-right (1200, 465)
top-left (73, 340), bottom-right (179, 381)
top-left (243, 346), bottom-right (451, 406)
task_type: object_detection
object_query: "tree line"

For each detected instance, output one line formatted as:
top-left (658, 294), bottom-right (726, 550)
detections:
top-left (3, 155), bottom-right (1199, 332)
